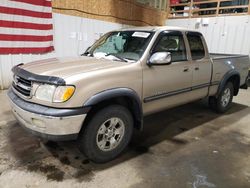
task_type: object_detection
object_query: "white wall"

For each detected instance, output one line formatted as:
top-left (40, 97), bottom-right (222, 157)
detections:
top-left (166, 16), bottom-right (250, 56)
top-left (0, 13), bottom-right (126, 89)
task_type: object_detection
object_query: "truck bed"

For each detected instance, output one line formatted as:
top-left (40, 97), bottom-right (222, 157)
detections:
top-left (210, 53), bottom-right (250, 87)
top-left (210, 53), bottom-right (249, 60)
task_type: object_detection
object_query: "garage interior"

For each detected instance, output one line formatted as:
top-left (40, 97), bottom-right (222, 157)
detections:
top-left (0, 0), bottom-right (250, 187)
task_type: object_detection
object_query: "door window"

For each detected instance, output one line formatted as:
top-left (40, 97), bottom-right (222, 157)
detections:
top-left (152, 32), bottom-right (187, 62)
top-left (187, 33), bottom-right (205, 60)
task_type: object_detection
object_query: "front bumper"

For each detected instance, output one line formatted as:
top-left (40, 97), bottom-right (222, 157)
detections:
top-left (8, 89), bottom-right (90, 141)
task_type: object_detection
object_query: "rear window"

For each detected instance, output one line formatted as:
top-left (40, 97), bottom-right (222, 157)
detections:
top-left (187, 33), bottom-right (205, 60)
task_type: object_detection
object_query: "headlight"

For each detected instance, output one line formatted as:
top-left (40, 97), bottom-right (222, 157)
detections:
top-left (35, 84), bottom-right (55, 102)
top-left (35, 84), bottom-right (75, 103)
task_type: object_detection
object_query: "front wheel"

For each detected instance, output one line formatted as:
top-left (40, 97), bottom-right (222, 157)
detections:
top-left (78, 105), bottom-right (133, 163)
top-left (209, 82), bottom-right (234, 113)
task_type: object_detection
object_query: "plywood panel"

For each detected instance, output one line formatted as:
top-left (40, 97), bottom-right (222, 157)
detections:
top-left (52, 0), bottom-right (166, 26)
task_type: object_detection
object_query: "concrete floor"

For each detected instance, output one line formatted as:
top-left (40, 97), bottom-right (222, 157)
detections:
top-left (0, 89), bottom-right (250, 188)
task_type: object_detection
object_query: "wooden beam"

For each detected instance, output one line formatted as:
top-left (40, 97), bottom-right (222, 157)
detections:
top-left (193, 7), bottom-right (217, 12)
top-left (193, 0), bottom-right (232, 5)
top-left (166, 0), bottom-right (170, 16)
top-left (189, 0), bottom-right (193, 18)
top-left (168, 15), bottom-right (189, 19)
top-left (169, 3), bottom-right (190, 7)
top-left (167, 0), bottom-right (249, 19)
top-left (248, 0), bottom-right (250, 15)
top-left (219, 12), bottom-right (248, 16)
top-left (192, 14), bottom-right (217, 18)
top-left (170, 10), bottom-right (190, 13)
top-left (219, 5), bottom-right (248, 10)
top-left (216, 0), bottom-right (220, 16)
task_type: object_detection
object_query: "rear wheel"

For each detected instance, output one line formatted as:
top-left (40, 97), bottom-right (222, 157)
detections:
top-left (209, 82), bottom-right (234, 113)
top-left (78, 105), bottom-right (133, 163)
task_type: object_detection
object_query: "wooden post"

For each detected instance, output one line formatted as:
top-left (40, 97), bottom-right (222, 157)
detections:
top-left (216, 0), bottom-right (221, 16)
top-left (248, 0), bottom-right (250, 15)
top-left (189, 0), bottom-right (193, 18)
top-left (166, 0), bottom-right (171, 18)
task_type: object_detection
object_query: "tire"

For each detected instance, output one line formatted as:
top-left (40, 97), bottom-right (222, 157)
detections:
top-left (209, 82), bottom-right (234, 113)
top-left (78, 105), bottom-right (133, 163)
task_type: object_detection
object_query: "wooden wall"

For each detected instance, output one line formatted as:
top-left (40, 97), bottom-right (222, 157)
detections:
top-left (52, 0), bottom-right (167, 26)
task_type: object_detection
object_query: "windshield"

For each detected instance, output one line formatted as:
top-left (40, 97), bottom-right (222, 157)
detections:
top-left (84, 31), bottom-right (154, 62)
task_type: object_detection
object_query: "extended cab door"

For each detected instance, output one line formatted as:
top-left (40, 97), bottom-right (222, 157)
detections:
top-left (186, 32), bottom-right (212, 100)
top-left (143, 31), bottom-right (193, 115)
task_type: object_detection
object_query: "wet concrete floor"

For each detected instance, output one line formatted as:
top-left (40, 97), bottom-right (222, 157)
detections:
top-left (0, 89), bottom-right (250, 188)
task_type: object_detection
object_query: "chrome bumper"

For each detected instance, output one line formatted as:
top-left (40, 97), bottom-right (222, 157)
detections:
top-left (8, 89), bottom-right (89, 141)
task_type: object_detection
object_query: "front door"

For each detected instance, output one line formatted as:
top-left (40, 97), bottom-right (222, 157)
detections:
top-left (143, 31), bottom-right (193, 115)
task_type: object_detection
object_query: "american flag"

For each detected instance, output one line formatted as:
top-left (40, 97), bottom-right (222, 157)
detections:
top-left (0, 0), bottom-right (54, 54)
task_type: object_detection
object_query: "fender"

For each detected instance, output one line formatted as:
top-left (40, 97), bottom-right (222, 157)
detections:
top-left (240, 70), bottom-right (249, 89)
top-left (216, 70), bottom-right (240, 97)
top-left (84, 88), bottom-right (143, 130)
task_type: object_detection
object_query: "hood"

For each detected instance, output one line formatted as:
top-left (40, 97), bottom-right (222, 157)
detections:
top-left (21, 56), bottom-right (128, 79)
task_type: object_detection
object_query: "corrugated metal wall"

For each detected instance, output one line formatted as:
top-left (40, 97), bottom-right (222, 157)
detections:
top-left (166, 16), bottom-right (250, 56)
top-left (0, 13), bottom-right (125, 89)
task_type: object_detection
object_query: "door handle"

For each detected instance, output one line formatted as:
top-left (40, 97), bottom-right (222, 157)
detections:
top-left (195, 67), bottom-right (199, 71)
top-left (183, 67), bottom-right (189, 72)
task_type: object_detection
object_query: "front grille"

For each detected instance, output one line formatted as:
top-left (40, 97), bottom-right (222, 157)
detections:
top-left (12, 75), bottom-right (32, 97)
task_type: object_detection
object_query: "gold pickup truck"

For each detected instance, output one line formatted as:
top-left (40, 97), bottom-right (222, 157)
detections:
top-left (8, 26), bottom-right (250, 163)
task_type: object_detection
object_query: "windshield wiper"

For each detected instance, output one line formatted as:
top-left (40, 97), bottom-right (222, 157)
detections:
top-left (123, 57), bottom-right (136, 62)
top-left (81, 51), bottom-right (92, 56)
top-left (105, 54), bottom-right (128, 62)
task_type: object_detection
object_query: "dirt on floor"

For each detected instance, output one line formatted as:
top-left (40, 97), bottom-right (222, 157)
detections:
top-left (0, 89), bottom-right (250, 188)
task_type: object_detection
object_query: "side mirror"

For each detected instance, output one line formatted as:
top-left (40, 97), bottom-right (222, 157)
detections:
top-left (148, 52), bottom-right (172, 66)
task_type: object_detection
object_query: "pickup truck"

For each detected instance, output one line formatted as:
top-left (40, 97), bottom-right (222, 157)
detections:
top-left (8, 26), bottom-right (250, 163)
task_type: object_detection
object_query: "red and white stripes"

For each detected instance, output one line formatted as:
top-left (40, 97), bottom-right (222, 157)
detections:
top-left (0, 0), bottom-right (54, 54)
